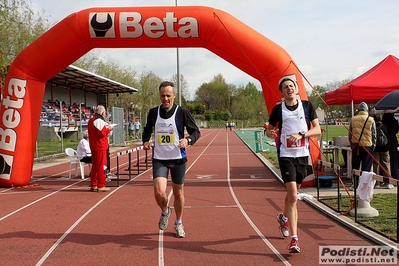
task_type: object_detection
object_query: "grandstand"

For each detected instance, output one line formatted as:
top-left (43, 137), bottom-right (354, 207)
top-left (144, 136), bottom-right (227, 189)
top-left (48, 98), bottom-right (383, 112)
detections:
top-left (38, 65), bottom-right (137, 141)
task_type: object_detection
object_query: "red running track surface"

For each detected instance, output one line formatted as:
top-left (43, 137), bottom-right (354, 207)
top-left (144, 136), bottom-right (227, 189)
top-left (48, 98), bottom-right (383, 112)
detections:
top-left (0, 128), bottom-right (373, 266)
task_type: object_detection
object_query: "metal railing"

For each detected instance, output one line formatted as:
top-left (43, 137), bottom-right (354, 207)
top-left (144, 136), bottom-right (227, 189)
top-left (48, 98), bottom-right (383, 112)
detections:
top-left (352, 169), bottom-right (399, 243)
top-left (114, 145), bottom-right (151, 187)
top-left (316, 160), bottom-right (398, 243)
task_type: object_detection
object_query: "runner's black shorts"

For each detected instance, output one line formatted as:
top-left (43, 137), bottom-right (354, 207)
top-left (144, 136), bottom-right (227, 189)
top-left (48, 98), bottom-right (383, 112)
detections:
top-left (278, 156), bottom-right (308, 184)
top-left (152, 159), bottom-right (186, 185)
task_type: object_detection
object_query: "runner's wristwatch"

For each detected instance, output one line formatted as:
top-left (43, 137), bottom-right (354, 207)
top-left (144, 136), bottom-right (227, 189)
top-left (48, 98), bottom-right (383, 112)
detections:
top-left (186, 137), bottom-right (192, 145)
top-left (298, 132), bottom-right (305, 138)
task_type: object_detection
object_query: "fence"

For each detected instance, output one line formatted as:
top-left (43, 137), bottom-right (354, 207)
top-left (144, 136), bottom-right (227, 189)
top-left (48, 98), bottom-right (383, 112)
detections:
top-left (352, 169), bottom-right (399, 243)
top-left (316, 160), bottom-right (398, 243)
top-left (114, 145), bottom-right (151, 187)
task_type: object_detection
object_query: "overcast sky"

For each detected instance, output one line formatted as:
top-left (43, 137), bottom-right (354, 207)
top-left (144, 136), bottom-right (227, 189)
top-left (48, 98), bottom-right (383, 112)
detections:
top-left (30, 0), bottom-right (399, 99)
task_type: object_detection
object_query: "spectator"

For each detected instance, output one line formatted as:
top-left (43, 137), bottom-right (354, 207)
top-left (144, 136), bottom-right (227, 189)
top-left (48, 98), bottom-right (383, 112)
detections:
top-left (349, 102), bottom-right (375, 174)
top-left (77, 130), bottom-right (91, 164)
top-left (134, 118), bottom-right (141, 139)
top-left (382, 113), bottom-right (399, 180)
top-left (128, 120), bottom-right (134, 137)
top-left (88, 105), bottom-right (114, 192)
top-left (372, 113), bottom-right (390, 188)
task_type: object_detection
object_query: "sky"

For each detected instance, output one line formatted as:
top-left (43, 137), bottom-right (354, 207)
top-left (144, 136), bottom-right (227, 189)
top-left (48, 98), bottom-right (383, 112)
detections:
top-left (30, 0), bottom-right (399, 99)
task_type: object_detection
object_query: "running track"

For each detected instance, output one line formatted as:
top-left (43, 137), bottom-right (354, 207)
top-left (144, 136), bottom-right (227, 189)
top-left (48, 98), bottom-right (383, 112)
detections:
top-left (0, 128), bottom-right (374, 266)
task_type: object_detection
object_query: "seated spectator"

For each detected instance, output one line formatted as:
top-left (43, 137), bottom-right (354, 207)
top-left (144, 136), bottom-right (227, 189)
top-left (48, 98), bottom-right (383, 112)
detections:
top-left (77, 130), bottom-right (92, 164)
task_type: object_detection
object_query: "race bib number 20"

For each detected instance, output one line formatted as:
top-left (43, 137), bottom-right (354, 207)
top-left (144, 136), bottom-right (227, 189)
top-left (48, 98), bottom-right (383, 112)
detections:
top-left (285, 134), bottom-right (305, 148)
top-left (157, 134), bottom-right (176, 145)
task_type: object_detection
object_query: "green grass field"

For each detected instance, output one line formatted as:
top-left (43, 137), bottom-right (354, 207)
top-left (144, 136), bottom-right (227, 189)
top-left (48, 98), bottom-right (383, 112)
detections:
top-left (260, 125), bottom-right (350, 168)
top-left (35, 139), bottom-right (80, 158)
top-left (322, 194), bottom-right (398, 241)
top-left (321, 125), bottom-right (350, 143)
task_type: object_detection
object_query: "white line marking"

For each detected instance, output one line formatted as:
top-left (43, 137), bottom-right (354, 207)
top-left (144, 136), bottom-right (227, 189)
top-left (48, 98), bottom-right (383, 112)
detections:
top-left (196, 174), bottom-right (214, 179)
top-left (0, 180), bottom-right (85, 222)
top-left (158, 232), bottom-right (164, 266)
top-left (226, 132), bottom-right (291, 266)
top-left (158, 130), bottom-right (222, 266)
top-left (35, 169), bottom-right (151, 266)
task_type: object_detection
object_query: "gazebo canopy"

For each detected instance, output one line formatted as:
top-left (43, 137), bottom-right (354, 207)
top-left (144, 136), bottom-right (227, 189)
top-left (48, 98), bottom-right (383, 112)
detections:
top-left (325, 55), bottom-right (399, 105)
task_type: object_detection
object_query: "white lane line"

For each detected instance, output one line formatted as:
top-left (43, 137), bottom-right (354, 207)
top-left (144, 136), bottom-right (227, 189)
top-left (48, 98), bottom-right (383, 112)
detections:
top-left (158, 232), bottom-right (164, 266)
top-left (184, 205), bottom-right (238, 209)
top-left (158, 129), bottom-right (222, 266)
top-left (35, 168), bottom-right (151, 266)
top-left (226, 132), bottom-right (291, 266)
top-left (0, 154), bottom-right (139, 220)
top-left (0, 179), bottom-right (85, 222)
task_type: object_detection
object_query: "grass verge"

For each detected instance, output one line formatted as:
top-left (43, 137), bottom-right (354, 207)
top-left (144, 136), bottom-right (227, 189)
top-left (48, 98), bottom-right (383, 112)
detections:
top-left (261, 150), bottom-right (398, 242)
top-left (322, 194), bottom-right (398, 241)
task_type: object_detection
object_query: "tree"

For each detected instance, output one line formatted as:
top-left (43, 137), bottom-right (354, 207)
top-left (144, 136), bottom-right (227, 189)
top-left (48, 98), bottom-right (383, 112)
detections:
top-left (171, 73), bottom-right (190, 104)
top-left (185, 102), bottom-right (205, 115)
top-left (73, 51), bottom-right (103, 73)
top-left (321, 79), bottom-right (353, 121)
top-left (0, 0), bottom-right (51, 87)
top-left (74, 54), bottom-right (140, 112)
top-left (324, 79), bottom-right (351, 92)
top-left (135, 71), bottom-right (163, 119)
top-left (231, 82), bottom-right (266, 125)
top-left (194, 73), bottom-right (230, 111)
top-left (308, 85), bottom-right (327, 109)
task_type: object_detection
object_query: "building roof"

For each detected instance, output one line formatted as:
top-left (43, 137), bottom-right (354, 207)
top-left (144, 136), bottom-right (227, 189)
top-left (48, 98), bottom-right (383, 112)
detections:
top-left (48, 65), bottom-right (137, 95)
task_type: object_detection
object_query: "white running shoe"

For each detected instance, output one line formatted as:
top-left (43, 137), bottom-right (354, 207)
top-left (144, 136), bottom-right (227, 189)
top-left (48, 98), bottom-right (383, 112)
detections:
top-left (158, 207), bottom-right (172, 230)
top-left (277, 213), bottom-right (289, 237)
top-left (174, 223), bottom-right (186, 238)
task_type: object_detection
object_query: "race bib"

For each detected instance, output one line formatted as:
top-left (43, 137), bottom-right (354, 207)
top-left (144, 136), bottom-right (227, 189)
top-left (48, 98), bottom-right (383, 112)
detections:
top-left (156, 133), bottom-right (176, 145)
top-left (285, 134), bottom-right (305, 148)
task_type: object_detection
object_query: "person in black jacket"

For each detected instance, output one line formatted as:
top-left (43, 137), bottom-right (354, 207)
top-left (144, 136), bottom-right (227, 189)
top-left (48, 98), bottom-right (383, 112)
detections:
top-left (142, 81), bottom-right (200, 238)
top-left (372, 113), bottom-right (390, 188)
top-left (382, 113), bottom-right (399, 180)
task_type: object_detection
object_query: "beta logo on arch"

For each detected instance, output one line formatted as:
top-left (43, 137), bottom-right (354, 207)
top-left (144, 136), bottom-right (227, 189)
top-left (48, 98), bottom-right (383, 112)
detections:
top-left (89, 12), bottom-right (199, 39)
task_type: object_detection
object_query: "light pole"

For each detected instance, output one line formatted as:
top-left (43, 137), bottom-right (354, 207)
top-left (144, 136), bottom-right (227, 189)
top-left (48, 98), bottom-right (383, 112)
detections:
top-left (146, 93), bottom-right (153, 127)
top-left (60, 101), bottom-right (64, 152)
top-left (175, 0), bottom-right (181, 106)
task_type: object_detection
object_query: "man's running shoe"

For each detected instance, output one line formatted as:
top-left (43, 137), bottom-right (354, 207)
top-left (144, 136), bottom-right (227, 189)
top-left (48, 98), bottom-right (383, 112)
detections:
top-left (174, 223), bottom-right (186, 238)
top-left (158, 207), bottom-right (172, 230)
top-left (276, 213), bottom-right (289, 237)
top-left (288, 238), bottom-right (300, 253)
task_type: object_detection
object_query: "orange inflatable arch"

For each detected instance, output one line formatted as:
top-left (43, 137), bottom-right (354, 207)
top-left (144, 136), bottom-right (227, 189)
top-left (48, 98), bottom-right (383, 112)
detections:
top-left (0, 6), bottom-right (319, 187)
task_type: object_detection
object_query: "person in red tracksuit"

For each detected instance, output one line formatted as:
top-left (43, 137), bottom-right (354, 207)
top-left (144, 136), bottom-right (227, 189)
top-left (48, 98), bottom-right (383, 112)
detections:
top-left (88, 105), bottom-right (114, 192)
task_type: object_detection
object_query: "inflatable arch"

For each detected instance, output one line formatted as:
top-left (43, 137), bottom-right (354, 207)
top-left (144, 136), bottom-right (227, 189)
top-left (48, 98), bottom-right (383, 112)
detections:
top-left (0, 6), bottom-right (320, 187)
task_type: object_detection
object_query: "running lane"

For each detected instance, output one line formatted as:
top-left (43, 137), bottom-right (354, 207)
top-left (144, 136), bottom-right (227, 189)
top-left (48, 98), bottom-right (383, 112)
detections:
top-left (0, 129), bottom-right (373, 266)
